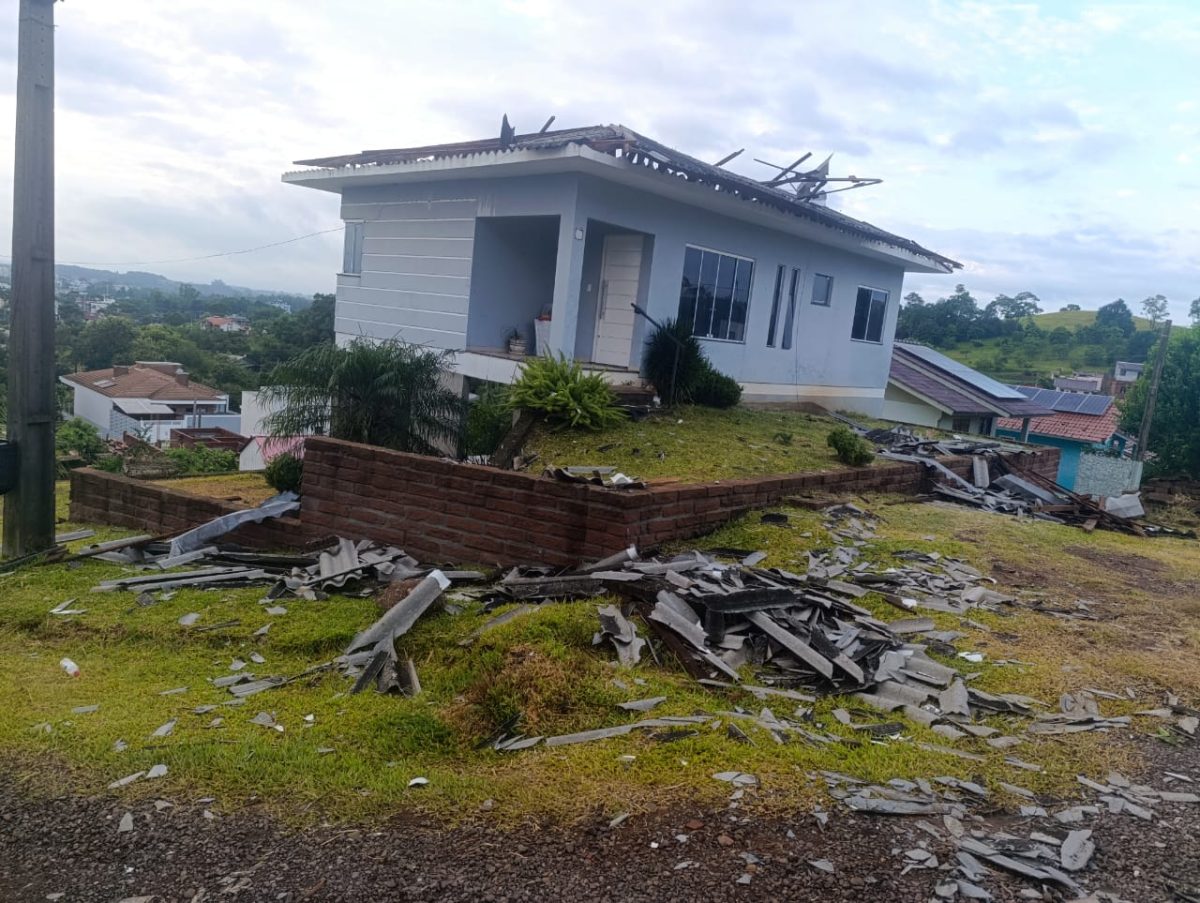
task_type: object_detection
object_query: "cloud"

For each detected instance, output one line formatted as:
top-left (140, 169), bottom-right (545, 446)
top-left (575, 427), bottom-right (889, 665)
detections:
top-left (0, 0), bottom-right (1195, 302)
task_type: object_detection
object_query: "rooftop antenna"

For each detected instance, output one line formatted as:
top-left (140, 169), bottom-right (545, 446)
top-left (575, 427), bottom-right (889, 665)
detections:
top-left (499, 114), bottom-right (515, 148)
top-left (538, 115), bottom-right (556, 134)
top-left (712, 148), bottom-right (744, 168)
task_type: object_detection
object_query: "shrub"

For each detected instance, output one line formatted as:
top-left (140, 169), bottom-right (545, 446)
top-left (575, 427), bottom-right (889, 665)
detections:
top-left (463, 382), bottom-right (512, 456)
top-left (642, 317), bottom-right (708, 404)
top-left (55, 417), bottom-right (105, 464)
top-left (264, 452), bottom-right (303, 493)
top-left (826, 426), bottom-right (875, 466)
top-left (693, 365), bottom-right (742, 408)
top-left (163, 445), bottom-right (238, 474)
top-left (507, 354), bottom-right (624, 430)
top-left (95, 455), bottom-right (123, 473)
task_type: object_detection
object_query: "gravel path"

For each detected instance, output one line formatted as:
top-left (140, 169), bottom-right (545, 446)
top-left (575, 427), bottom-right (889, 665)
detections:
top-left (2, 739), bottom-right (1198, 903)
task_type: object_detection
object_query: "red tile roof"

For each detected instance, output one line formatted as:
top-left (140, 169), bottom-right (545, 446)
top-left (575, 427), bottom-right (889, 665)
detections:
top-left (62, 363), bottom-right (225, 402)
top-left (996, 405), bottom-right (1121, 444)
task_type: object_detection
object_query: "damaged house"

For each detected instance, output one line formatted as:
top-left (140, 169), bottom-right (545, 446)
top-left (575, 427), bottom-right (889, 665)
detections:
top-left (283, 121), bottom-right (959, 413)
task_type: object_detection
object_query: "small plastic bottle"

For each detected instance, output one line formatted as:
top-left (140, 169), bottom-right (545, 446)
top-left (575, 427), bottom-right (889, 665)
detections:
top-left (60, 657), bottom-right (80, 677)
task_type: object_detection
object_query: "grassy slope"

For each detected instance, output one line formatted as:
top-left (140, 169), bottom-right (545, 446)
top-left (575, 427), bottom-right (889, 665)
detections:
top-left (3, 478), bottom-right (1198, 824)
top-left (152, 472), bottom-right (275, 506)
top-left (525, 406), bottom-right (869, 482)
top-left (939, 309), bottom-right (1157, 384)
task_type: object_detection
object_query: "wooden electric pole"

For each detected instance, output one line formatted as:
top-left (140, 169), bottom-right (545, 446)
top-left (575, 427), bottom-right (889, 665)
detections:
top-left (5, 0), bottom-right (57, 558)
top-left (1135, 319), bottom-right (1171, 462)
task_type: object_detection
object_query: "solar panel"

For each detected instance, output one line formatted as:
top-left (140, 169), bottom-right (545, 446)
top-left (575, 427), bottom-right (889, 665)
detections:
top-left (1012, 385), bottom-right (1113, 415)
top-left (898, 343), bottom-right (1026, 400)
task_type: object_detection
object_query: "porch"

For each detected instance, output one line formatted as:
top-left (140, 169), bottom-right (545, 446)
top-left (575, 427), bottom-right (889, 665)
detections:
top-left (460, 214), bottom-right (653, 383)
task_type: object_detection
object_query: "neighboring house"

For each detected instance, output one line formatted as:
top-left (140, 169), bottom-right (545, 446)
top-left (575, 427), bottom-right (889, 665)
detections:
top-left (1108, 360), bottom-right (1144, 397)
top-left (239, 435), bottom-right (305, 472)
top-left (203, 315), bottom-right (250, 333)
top-left (238, 389), bottom-right (309, 472)
top-left (883, 342), bottom-right (1051, 436)
top-left (995, 387), bottom-right (1125, 490)
top-left (1053, 374), bottom-right (1103, 393)
top-left (60, 362), bottom-right (237, 443)
top-left (1114, 360), bottom-right (1144, 383)
top-left (282, 122), bottom-right (959, 413)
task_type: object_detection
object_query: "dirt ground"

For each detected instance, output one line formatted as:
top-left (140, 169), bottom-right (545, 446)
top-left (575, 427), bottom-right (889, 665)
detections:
top-left (3, 736), bottom-right (1199, 902)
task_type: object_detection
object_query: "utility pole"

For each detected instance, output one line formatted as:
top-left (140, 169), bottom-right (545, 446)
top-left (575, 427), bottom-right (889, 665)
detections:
top-left (5, 0), bottom-right (57, 557)
top-left (1135, 319), bottom-right (1171, 462)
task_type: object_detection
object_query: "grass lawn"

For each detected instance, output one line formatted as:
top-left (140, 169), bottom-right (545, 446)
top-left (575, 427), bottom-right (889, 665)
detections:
top-left (524, 405), bottom-right (875, 482)
top-left (2, 482), bottom-right (1198, 825)
top-left (152, 471), bottom-right (275, 506)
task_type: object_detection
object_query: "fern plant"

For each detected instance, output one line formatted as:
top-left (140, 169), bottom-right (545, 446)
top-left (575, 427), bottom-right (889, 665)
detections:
top-left (507, 354), bottom-right (624, 430)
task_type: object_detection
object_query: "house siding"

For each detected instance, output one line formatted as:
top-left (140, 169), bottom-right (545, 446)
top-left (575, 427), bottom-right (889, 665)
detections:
top-left (335, 175), bottom-right (578, 349)
top-left (572, 175), bottom-right (905, 406)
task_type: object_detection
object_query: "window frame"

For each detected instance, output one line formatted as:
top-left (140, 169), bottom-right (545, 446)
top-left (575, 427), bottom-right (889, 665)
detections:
top-left (850, 285), bottom-right (890, 344)
top-left (780, 267), bottom-right (800, 351)
top-left (677, 244), bottom-right (755, 344)
top-left (765, 265), bottom-right (785, 348)
top-left (341, 220), bottom-right (365, 276)
top-left (810, 273), bottom-right (833, 307)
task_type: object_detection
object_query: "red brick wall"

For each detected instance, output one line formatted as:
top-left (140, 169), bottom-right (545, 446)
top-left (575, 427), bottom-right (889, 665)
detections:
top-left (68, 469), bottom-right (307, 548)
top-left (299, 437), bottom-right (1061, 567)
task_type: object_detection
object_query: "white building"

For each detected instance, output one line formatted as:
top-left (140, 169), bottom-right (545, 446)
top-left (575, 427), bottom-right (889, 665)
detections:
top-left (60, 361), bottom-right (239, 444)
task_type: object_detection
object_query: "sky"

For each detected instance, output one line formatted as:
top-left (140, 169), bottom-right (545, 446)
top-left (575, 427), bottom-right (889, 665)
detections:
top-left (0, 0), bottom-right (1198, 317)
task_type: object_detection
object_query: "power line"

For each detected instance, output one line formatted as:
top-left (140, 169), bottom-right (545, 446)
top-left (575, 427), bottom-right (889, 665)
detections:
top-left (0, 225), bottom-right (344, 268)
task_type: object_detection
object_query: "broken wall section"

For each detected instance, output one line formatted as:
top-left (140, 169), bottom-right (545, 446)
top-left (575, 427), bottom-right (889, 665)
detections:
top-left (299, 437), bottom-right (1060, 566)
top-left (69, 469), bottom-right (309, 549)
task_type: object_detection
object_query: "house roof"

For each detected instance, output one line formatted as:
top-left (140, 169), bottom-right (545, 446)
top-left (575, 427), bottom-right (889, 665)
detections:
top-left (285, 123), bottom-right (960, 275)
top-left (62, 362), bottom-right (225, 402)
top-left (889, 343), bottom-right (1052, 419)
top-left (996, 406), bottom-right (1121, 444)
top-left (1013, 385), bottom-right (1114, 416)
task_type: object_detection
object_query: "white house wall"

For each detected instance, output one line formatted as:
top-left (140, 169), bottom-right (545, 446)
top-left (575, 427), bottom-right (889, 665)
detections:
top-left (335, 175), bottom-right (578, 350)
top-left (331, 171), bottom-right (918, 414)
top-left (68, 384), bottom-right (117, 437)
top-left (572, 175), bottom-right (906, 410)
top-left (881, 383), bottom-right (944, 428)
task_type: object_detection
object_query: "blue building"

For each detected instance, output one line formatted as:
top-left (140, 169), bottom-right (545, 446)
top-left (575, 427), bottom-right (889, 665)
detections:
top-left (284, 122), bottom-right (960, 413)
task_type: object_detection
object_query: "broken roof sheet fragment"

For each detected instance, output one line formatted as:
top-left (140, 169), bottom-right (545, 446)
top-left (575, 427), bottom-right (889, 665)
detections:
top-left (617, 697), bottom-right (666, 713)
top-left (346, 569), bottom-right (450, 654)
top-left (168, 492), bottom-right (299, 556)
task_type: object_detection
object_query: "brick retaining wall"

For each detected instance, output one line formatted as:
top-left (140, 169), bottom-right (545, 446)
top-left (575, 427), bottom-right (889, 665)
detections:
top-left (68, 469), bottom-right (306, 549)
top-left (69, 442), bottom-right (1060, 564)
top-left (299, 437), bottom-right (1060, 566)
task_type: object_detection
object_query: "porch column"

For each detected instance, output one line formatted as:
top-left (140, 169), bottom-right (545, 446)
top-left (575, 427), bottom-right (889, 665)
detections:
top-left (1018, 417), bottom-right (1031, 443)
top-left (548, 212), bottom-right (587, 358)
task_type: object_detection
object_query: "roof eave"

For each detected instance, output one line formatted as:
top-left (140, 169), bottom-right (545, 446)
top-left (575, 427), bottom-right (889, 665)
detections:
top-left (283, 145), bottom-right (957, 273)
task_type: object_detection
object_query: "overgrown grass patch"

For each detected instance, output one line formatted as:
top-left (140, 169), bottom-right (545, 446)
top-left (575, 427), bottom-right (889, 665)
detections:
top-left (524, 406), bottom-right (872, 482)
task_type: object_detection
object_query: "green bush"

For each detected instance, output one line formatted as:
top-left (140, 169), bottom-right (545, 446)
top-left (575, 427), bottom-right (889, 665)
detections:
top-left (826, 426), bottom-right (875, 466)
top-left (642, 317), bottom-right (708, 404)
top-left (507, 354), bottom-right (624, 430)
top-left (264, 452), bottom-right (303, 493)
top-left (55, 417), bottom-right (105, 464)
top-left (464, 383), bottom-right (513, 456)
top-left (693, 365), bottom-right (742, 408)
top-left (163, 445), bottom-right (238, 474)
top-left (95, 455), bottom-right (123, 473)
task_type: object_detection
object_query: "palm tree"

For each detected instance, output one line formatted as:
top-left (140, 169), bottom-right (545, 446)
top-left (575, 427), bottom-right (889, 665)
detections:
top-left (260, 338), bottom-right (463, 455)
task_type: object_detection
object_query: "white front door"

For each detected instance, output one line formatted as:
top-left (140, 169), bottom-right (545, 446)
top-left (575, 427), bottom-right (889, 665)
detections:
top-left (592, 233), bottom-right (643, 367)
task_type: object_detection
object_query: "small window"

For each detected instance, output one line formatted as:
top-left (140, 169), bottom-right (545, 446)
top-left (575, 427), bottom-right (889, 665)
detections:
top-left (851, 286), bottom-right (889, 343)
top-left (678, 246), bottom-right (753, 342)
top-left (951, 416), bottom-right (972, 433)
top-left (781, 267), bottom-right (800, 350)
top-left (765, 266), bottom-right (784, 347)
top-left (342, 221), bottom-right (365, 275)
top-left (810, 273), bottom-right (833, 306)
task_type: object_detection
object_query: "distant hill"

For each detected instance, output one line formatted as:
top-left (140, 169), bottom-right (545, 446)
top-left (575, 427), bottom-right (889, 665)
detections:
top-left (53, 264), bottom-right (306, 301)
top-left (1027, 310), bottom-right (1156, 332)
